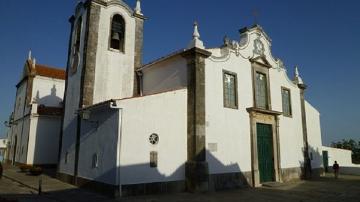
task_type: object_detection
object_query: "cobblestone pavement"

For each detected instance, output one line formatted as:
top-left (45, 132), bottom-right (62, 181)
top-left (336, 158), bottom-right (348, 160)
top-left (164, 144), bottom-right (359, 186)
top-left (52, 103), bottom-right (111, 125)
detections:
top-left (119, 174), bottom-right (360, 202)
top-left (1, 169), bottom-right (360, 202)
top-left (0, 177), bottom-right (54, 202)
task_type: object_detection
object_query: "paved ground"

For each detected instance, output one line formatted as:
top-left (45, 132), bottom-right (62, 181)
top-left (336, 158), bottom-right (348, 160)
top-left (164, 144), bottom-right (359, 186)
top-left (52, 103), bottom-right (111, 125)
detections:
top-left (1, 166), bottom-right (360, 202)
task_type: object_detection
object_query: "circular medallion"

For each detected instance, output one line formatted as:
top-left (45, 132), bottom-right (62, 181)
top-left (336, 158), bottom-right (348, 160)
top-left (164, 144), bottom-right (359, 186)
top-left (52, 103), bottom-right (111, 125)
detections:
top-left (149, 133), bottom-right (159, 145)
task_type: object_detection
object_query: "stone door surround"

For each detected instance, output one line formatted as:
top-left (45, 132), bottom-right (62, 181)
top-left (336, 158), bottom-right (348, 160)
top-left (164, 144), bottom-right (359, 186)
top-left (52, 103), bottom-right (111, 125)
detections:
top-left (247, 107), bottom-right (282, 187)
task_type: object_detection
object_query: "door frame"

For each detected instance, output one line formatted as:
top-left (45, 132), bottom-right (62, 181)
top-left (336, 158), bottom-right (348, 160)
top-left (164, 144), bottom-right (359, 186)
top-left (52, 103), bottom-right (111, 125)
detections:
top-left (247, 107), bottom-right (282, 187)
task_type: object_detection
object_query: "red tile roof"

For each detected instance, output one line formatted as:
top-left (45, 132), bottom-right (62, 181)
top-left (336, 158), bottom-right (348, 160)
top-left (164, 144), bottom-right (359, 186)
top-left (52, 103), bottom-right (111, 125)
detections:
top-left (35, 64), bottom-right (66, 80)
top-left (26, 60), bottom-right (66, 80)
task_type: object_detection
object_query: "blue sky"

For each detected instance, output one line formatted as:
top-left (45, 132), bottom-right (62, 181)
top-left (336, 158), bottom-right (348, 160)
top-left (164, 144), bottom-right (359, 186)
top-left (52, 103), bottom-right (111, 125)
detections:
top-left (0, 0), bottom-right (359, 145)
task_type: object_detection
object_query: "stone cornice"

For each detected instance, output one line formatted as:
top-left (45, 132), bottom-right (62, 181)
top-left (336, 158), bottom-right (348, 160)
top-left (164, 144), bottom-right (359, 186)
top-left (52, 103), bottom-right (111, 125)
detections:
top-left (298, 84), bottom-right (308, 90)
top-left (181, 47), bottom-right (212, 59)
top-left (246, 107), bottom-right (282, 116)
top-left (86, 0), bottom-right (134, 17)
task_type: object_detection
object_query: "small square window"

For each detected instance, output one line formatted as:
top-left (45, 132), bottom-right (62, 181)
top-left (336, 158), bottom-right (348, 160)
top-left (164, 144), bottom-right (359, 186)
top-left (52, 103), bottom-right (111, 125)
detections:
top-left (150, 151), bottom-right (158, 168)
top-left (92, 153), bottom-right (98, 168)
top-left (65, 152), bottom-right (68, 164)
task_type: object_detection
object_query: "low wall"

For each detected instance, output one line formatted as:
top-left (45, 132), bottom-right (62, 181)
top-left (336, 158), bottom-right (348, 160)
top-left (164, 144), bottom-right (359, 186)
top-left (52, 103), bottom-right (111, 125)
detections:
top-left (327, 166), bottom-right (360, 176)
top-left (322, 146), bottom-right (360, 176)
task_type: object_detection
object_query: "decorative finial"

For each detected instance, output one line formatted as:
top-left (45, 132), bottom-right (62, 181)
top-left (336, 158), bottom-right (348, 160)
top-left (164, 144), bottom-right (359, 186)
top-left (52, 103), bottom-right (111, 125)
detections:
top-left (294, 66), bottom-right (304, 85)
top-left (134, 0), bottom-right (143, 15)
top-left (188, 21), bottom-right (205, 49)
top-left (193, 21), bottom-right (200, 39)
top-left (295, 66), bottom-right (300, 77)
top-left (223, 35), bottom-right (230, 46)
top-left (28, 50), bottom-right (32, 61)
top-left (32, 58), bottom-right (36, 69)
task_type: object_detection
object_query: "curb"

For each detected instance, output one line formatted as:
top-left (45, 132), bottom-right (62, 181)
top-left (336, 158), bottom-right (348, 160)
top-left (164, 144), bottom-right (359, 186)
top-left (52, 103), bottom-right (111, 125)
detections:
top-left (3, 174), bottom-right (40, 192)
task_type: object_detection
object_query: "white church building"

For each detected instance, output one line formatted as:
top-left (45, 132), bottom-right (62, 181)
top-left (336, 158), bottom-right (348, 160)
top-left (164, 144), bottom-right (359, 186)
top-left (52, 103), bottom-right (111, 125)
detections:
top-left (6, 56), bottom-right (65, 167)
top-left (57, 0), bottom-right (324, 196)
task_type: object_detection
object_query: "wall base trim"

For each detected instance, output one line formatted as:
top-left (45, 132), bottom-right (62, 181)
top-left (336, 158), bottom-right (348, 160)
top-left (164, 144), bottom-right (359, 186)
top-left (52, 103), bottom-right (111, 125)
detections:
top-left (14, 162), bottom-right (57, 169)
top-left (57, 172), bottom-right (185, 197)
top-left (208, 171), bottom-right (252, 191)
top-left (57, 172), bottom-right (119, 197)
top-left (281, 167), bottom-right (302, 182)
top-left (121, 180), bottom-right (186, 196)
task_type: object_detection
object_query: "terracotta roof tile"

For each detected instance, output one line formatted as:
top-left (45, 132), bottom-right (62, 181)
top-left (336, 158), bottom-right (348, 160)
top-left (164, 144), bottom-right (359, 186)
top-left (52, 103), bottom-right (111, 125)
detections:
top-left (35, 64), bottom-right (66, 80)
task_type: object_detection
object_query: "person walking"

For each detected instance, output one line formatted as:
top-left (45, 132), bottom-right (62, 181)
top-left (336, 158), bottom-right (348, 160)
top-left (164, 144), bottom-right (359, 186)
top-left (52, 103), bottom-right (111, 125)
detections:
top-left (332, 161), bottom-right (339, 179)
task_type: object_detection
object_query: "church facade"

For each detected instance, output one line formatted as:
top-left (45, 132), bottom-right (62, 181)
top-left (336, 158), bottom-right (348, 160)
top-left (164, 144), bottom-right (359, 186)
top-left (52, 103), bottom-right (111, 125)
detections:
top-left (7, 56), bottom-right (65, 167)
top-left (58, 0), bottom-right (324, 196)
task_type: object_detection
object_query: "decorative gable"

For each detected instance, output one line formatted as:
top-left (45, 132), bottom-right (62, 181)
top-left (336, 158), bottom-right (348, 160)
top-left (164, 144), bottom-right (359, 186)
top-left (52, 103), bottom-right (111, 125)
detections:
top-left (250, 56), bottom-right (272, 68)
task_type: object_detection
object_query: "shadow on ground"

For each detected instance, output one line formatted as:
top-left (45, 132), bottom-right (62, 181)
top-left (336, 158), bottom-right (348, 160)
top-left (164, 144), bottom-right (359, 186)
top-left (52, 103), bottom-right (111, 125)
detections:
top-left (1, 174), bottom-right (360, 202)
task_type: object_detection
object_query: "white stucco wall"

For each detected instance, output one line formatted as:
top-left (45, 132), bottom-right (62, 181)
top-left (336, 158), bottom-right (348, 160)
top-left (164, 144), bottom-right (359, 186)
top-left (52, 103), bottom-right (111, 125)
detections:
top-left (0, 139), bottom-right (7, 149)
top-left (59, 10), bottom-right (88, 175)
top-left (205, 51), bottom-right (253, 174)
top-left (142, 55), bottom-right (187, 95)
top-left (271, 71), bottom-right (304, 169)
top-left (205, 27), bottom-right (307, 174)
top-left (117, 89), bottom-right (187, 185)
top-left (26, 116), bottom-right (61, 165)
top-left (93, 4), bottom-right (136, 103)
top-left (32, 76), bottom-right (65, 107)
top-left (305, 101), bottom-right (323, 169)
top-left (77, 107), bottom-right (120, 185)
top-left (13, 82), bottom-right (27, 121)
top-left (76, 89), bottom-right (187, 186)
top-left (0, 139), bottom-right (7, 162)
top-left (322, 146), bottom-right (353, 167)
top-left (322, 146), bottom-right (360, 175)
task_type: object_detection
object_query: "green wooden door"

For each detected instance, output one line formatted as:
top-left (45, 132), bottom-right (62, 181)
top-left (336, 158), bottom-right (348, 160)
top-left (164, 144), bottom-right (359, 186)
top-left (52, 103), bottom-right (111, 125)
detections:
top-left (257, 123), bottom-right (274, 183)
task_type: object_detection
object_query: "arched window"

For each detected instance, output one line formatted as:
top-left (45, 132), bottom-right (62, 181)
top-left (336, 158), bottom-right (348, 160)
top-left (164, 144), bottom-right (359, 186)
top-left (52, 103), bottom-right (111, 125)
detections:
top-left (71, 17), bottom-right (82, 75)
top-left (110, 14), bottom-right (125, 52)
top-left (74, 17), bottom-right (82, 53)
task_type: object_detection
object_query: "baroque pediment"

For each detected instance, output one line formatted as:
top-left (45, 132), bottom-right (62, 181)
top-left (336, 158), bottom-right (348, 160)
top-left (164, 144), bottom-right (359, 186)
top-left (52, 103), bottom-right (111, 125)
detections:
top-left (250, 56), bottom-right (272, 68)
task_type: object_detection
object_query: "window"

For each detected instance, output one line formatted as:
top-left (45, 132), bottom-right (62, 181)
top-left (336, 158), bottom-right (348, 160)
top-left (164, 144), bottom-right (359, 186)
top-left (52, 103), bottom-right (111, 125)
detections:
top-left (281, 87), bottom-right (292, 117)
top-left (65, 152), bottom-right (68, 164)
top-left (74, 17), bottom-right (82, 53)
top-left (110, 14), bottom-right (125, 52)
top-left (71, 17), bottom-right (82, 74)
top-left (16, 97), bottom-right (21, 110)
top-left (223, 71), bottom-right (238, 109)
top-left (92, 153), bottom-right (98, 168)
top-left (255, 72), bottom-right (268, 109)
top-left (150, 151), bottom-right (158, 168)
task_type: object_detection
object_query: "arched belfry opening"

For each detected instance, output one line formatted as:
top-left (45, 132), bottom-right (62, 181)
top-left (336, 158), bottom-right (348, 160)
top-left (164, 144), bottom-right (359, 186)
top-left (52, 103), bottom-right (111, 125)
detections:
top-left (110, 14), bottom-right (125, 52)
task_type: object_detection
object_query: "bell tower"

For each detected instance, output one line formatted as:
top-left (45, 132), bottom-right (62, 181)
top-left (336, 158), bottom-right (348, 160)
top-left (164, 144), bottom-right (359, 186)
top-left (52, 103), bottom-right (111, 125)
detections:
top-left (68, 0), bottom-right (145, 107)
top-left (59, 0), bottom-right (145, 182)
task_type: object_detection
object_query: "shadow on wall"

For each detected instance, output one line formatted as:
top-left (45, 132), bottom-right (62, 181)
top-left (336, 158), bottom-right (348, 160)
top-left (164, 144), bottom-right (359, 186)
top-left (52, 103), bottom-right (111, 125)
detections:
top-left (33, 85), bottom-right (62, 107)
top-left (58, 126), bottom-right (250, 197)
top-left (32, 117), bottom-right (61, 167)
top-left (298, 145), bottom-right (324, 179)
top-left (76, 149), bottom-right (250, 197)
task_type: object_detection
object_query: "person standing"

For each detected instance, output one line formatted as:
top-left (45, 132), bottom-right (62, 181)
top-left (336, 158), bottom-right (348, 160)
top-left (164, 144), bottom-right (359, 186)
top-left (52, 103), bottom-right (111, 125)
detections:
top-left (332, 161), bottom-right (340, 179)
